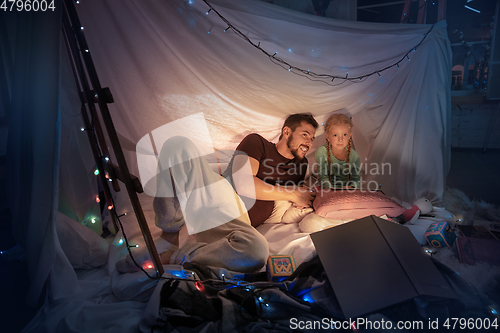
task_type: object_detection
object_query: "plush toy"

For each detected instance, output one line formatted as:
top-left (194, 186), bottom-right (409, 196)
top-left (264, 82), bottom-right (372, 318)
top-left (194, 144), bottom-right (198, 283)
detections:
top-left (402, 198), bottom-right (433, 224)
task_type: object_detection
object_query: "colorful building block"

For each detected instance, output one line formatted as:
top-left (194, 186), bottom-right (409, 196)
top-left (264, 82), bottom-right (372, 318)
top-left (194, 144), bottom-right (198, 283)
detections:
top-left (266, 255), bottom-right (296, 281)
top-left (425, 221), bottom-right (456, 248)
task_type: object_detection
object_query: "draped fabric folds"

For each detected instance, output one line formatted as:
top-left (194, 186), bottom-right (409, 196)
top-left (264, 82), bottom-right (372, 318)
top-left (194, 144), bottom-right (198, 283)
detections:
top-left (3, 0), bottom-right (451, 311)
top-left (3, 0), bottom-right (83, 308)
top-left (76, 0), bottom-right (451, 203)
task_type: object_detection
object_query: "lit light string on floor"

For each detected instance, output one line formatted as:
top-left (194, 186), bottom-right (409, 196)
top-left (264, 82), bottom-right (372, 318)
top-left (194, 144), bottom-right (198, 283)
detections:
top-left (202, 0), bottom-right (435, 86)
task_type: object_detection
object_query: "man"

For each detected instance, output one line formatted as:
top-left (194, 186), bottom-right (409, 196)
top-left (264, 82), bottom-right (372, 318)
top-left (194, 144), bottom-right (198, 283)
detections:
top-left (116, 113), bottom-right (318, 274)
top-left (223, 113), bottom-right (318, 227)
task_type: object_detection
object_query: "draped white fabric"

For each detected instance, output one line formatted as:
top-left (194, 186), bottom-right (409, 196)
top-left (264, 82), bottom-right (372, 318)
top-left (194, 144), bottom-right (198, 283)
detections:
top-left (76, 0), bottom-right (451, 204)
top-left (3, 2), bottom-right (84, 309)
top-left (3, 0), bottom-right (452, 324)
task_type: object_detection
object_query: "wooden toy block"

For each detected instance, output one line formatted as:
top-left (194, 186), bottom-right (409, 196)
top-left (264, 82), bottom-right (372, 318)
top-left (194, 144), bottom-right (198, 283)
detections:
top-left (425, 221), bottom-right (456, 248)
top-left (266, 255), bottom-right (296, 281)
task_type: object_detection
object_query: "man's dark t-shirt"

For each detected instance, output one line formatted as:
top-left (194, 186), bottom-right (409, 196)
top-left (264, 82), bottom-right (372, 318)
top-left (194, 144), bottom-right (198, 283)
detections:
top-left (222, 134), bottom-right (308, 227)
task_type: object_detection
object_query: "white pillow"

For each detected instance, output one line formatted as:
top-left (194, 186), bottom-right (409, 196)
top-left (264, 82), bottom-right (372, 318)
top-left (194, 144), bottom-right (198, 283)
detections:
top-left (281, 206), bottom-right (313, 224)
top-left (299, 213), bottom-right (349, 234)
top-left (262, 200), bottom-right (292, 224)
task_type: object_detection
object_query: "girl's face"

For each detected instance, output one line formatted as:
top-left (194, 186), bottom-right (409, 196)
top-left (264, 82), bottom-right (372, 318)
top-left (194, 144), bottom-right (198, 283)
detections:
top-left (326, 124), bottom-right (351, 150)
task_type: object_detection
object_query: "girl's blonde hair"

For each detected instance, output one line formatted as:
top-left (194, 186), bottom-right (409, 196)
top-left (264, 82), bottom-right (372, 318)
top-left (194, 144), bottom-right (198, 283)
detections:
top-left (324, 113), bottom-right (353, 186)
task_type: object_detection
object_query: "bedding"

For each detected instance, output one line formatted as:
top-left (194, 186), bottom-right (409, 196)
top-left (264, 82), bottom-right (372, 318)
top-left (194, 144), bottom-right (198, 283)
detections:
top-left (262, 200), bottom-right (314, 225)
top-left (56, 212), bottom-right (110, 270)
top-left (298, 212), bottom-right (352, 234)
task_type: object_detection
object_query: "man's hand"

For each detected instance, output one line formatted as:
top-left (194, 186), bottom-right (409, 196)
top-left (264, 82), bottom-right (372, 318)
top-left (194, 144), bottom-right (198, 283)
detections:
top-left (291, 186), bottom-right (316, 209)
top-left (232, 155), bottom-right (316, 208)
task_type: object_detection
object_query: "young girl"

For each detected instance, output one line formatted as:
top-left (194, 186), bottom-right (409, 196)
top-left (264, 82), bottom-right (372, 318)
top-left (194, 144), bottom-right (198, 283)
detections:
top-left (315, 113), bottom-right (361, 189)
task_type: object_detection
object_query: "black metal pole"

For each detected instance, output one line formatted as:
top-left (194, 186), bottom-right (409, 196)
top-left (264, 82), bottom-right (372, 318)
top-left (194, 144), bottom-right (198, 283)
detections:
top-left (61, 14), bottom-right (119, 232)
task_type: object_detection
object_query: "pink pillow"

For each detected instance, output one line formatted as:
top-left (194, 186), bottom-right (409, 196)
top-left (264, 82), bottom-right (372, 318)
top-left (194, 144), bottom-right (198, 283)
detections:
top-left (313, 189), bottom-right (406, 220)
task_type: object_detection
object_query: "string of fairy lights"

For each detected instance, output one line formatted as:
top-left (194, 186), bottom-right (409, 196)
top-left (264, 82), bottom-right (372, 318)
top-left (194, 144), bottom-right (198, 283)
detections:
top-left (202, 0), bottom-right (435, 86)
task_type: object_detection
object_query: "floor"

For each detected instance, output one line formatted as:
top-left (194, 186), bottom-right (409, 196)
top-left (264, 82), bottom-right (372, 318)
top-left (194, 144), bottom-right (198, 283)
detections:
top-left (0, 149), bottom-right (499, 332)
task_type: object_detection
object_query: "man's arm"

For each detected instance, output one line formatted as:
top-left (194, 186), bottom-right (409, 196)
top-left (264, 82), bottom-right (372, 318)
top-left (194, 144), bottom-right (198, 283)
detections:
top-left (231, 154), bottom-right (314, 207)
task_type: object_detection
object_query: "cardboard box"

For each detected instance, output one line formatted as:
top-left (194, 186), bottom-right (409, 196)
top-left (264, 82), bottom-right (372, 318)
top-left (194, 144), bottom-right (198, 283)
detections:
top-left (266, 255), bottom-right (296, 281)
top-left (425, 221), bottom-right (456, 248)
top-left (310, 215), bottom-right (457, 319)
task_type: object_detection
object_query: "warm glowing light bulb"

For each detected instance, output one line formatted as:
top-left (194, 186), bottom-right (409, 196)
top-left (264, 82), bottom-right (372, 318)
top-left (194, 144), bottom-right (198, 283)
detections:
top-left (142, 261), bottom-right (153, 269)
top-left (96, 195), bottom-right (100, 203)
top-left (108, 205), bottom-right (113, 210)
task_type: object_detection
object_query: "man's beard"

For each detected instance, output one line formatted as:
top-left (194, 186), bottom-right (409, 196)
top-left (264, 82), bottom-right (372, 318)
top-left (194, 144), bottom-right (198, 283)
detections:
top-left (287, 134), bottom-right (305, 160)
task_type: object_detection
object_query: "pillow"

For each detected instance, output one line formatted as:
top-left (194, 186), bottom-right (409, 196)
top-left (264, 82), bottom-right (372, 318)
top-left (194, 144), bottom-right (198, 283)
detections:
top-left (281, 206), bottom-right (313, 224)
top-left (313, 189), bottom-right (406, 220)
top-left (299, 212), bottom-right (347, 233)
top-left (262, 200), bottom-right (292, 223)
top-left (56, 212), bottom-right (110, 269)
